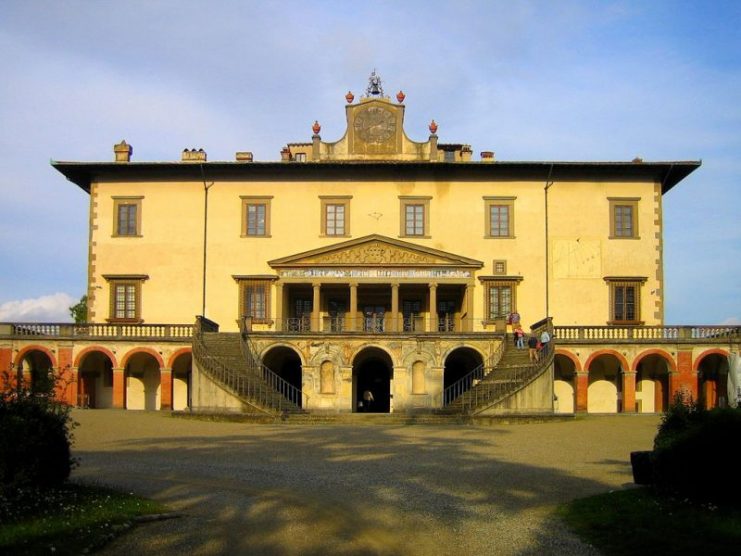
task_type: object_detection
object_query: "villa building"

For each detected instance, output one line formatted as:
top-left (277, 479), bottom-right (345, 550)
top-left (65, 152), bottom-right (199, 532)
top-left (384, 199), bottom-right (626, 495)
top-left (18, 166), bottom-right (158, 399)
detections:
top-left (1, 74), bottom-right (737, 416)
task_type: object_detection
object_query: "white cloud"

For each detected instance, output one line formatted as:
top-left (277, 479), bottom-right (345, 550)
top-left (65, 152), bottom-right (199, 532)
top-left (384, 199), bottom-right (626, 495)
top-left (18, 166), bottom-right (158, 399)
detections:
top-left (0, 293), bottom-right (76, 323)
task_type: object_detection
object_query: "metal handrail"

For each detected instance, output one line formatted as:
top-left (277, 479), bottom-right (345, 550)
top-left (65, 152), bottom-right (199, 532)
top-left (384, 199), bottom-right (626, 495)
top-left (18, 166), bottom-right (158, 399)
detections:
top-left (238, 317), bottom-right (306, 409)
top-left (444, 317), bottom-right (555, 414)
top-left (192, 317), bottom-right (277, 416)
top-left (442, 337), bottom-right (507, 406)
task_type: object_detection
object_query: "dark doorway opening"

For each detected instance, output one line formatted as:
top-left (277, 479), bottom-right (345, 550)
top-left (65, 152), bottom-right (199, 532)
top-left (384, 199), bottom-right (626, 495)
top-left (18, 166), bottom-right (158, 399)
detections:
top-left (262, 346), bottom-right (303, 407)
top-left (443, 347), bottom-right (484, 391)
top-left (353, 347), bottom-right (393, 413)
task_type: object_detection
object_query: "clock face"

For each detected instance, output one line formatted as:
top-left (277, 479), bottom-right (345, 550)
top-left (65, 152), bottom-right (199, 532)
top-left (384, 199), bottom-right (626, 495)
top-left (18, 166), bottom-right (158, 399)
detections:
top-left (354, 106), bottom-right (397, 144)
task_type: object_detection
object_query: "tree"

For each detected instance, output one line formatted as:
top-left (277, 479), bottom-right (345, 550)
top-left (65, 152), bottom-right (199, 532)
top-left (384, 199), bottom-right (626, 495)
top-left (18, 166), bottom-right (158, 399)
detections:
top-left (68, 295), bottom-right (87, 323)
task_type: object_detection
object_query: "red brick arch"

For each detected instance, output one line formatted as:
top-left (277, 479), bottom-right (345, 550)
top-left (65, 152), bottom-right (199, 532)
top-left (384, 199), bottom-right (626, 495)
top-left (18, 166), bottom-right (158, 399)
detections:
top-left (555, 349), bottom-right (582, 372)
top-left (74, 345), bottom-right (118, 369)
top-left (693, 349), bottom-right (730, 372)
top-left (14, 345), bottom-right (58, 369)
top-left (584, 349), bottom-right (630, 372)
top-left (120, 347), bottom-right (165, 369)
top-left (167, 347), bottom-right (192, 369)
top-left (632, 349), bottom-right (677, 373)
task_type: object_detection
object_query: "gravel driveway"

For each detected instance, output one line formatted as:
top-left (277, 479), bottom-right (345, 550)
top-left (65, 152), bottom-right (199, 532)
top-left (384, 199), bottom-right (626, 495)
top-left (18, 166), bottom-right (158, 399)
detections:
top-left (70, 410), bottom-right (660, 555)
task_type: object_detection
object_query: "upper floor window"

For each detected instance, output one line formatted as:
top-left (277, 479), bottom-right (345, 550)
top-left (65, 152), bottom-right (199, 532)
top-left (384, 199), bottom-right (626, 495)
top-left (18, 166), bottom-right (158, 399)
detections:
top-left (103, 274), bottom-right (148, 323)
top-left (294, 153), bottom-right (307, 162)
top-left (235, 276), bottom-right (277, 324)
top-left (399, 196), bottom-right (431, 238)
top-left (479, 276), bottom-right (522, 323)
top-left (241, 196), bottom-right (273, 237)
top-left (113, 197), bottom-right (142, 237)
top-left (605, 277), bottom-right (646, 324)
top-left (609, 198), bottom-right (639, 239)
top-left (484, 197), bottom-right (515, 238)
top-left (320, 196), bottom-right (351, 237)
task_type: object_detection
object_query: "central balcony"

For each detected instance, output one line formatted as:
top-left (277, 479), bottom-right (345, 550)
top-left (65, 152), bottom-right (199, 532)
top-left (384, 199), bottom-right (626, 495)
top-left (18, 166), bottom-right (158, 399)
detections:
top-left (277, 314), bottom-right (461, 334)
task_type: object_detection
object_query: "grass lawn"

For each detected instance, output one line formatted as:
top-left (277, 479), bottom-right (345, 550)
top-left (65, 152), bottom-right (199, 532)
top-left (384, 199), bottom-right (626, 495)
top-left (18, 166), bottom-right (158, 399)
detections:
top-left (0, 482), bottom-right (166, 555)
top-left (559, 487), bottom-right (741, 556)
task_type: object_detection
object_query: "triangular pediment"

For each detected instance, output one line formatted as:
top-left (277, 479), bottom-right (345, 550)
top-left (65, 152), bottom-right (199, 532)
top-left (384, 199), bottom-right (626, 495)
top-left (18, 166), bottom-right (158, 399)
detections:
top-left (269, 234), bottom-right (483, 268)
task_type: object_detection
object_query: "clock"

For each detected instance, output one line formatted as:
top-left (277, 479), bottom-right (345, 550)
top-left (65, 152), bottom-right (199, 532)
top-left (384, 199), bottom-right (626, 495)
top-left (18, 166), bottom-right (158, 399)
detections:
top-left (353, 106), bottom-right (396, 144)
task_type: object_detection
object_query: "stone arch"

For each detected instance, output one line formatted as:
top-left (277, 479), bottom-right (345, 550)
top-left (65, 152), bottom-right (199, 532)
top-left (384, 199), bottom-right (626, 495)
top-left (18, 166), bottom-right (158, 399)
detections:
top-left (262, 345), bottom-right (304, 408)
top-left (124, 350), bottom-right (162, 410)
top-left (554, 352), bottom-right (578, 414)
top-left (350, 343), bottom-right (398, 368)
top-left (695, 350), bottom-right (731, 409)
top-left (76, 347), bottom-right (116, 409)
top-left (584, 349), bottom-right (629, 373)
top-left (353, 346), bottom-right (394, 413)
top-left (442, 346), bottom-right (485, 405)
top-left (170, 349), bottom-right (192, 411)
top-left (260, 342), bottom-right (308, 367)
top-left (440, 343), bottom-right (487, 367)
top-left (120, 347), bottom-right (165, 370)
top-left (693, 349), bottom-right (730, 372)
top-left (15, 346), bottom-right (57, 392)
top-left (555, 349), bottom-right (582, 372)
top-left (634, 352), bottom-right (673, 413)
top-left (585, 352), bottom-right (625, 414)
top-left (75, 345), bottom-right (118, 369)
top-left (632, 349), bottom-right (677, 373)
top-left (167, 347), bottom-right (192, 369)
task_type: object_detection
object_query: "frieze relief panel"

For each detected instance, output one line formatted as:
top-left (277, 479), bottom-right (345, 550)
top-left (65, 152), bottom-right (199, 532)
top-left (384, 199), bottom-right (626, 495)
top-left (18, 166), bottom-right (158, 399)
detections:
top-left (301, 242), bottom-right (443, 266)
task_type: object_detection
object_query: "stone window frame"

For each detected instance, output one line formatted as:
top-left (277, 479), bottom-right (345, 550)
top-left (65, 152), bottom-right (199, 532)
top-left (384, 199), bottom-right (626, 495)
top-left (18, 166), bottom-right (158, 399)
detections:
top-left (399, 196), bottom-right (431, 238)
top-left (484, 196), bottom-right (516, 239)
top-left (241, 196), bottom-right (273, 237)
top-left (112, 196), bottom-right (143, 237)
top-left (234, 275), bottom-right (277, 325)
top-left (478, 276), bottom-right (523, 324)
top-left (103, 274), bottom-right (149, 323)
top-left (320, 195), bottom-right (352, 238)
top-left (605, 276), bottom-right (646, 325)
top-left (493, 260), bottom-right (507, 275)
top-left (608, 197), bottom-right (640, 239)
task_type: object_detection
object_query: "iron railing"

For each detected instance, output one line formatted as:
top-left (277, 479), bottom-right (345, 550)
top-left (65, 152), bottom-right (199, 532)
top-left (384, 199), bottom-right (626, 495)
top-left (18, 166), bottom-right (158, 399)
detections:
top-left (238, 318), bottom-right (305, 409)
top-left (442, 335), bottom-right (507, 406)
top-left (444, 318), bottom-right (555, 414)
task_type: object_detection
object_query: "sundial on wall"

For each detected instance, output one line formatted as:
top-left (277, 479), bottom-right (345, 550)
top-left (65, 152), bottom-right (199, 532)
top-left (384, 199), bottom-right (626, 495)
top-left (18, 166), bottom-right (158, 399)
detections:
top-left (353, 105), bottom-right (397, 144)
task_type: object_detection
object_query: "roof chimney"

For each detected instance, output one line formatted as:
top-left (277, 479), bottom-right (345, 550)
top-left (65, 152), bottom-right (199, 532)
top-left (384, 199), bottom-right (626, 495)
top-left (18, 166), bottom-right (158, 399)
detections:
top-left (480, 151), bottom-right (495, 162)
top-left (236, 151), bottom-right (254, 162)
top-left (181, 148), bottom-right (207, 162)
top-left (114, 140), bottom-right (132, 162)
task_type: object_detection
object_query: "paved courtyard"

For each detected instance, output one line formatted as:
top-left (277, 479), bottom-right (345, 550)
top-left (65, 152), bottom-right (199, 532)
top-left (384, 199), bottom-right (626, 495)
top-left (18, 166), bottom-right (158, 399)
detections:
top-left (70, 410), bottom-right (660, 555)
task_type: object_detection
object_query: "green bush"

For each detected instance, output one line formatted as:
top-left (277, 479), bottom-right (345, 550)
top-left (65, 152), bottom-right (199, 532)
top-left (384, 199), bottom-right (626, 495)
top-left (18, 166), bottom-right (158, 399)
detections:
top-left (652, 400), bottom-right (741, 506)
top-left (0, 372), bottom-right (76, 491)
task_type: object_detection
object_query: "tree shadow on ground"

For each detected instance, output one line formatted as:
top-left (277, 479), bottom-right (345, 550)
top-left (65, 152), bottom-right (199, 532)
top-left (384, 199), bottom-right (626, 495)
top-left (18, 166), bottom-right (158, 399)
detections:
top-left (70, 411), bottom-right (655, 555)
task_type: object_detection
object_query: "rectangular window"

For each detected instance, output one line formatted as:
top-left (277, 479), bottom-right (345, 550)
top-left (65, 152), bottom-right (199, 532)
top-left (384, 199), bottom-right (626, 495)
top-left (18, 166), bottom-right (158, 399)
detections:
top-left (493, 260), bottom-right (507, 275)
top-left (320, 196), bottom-right (351, 237)
top-left (606, 277), bottom-right (645, 324)
top-left (400, 196), bottom-right (431, 237)
top-left (609, 198), bottom-right (639, 239)
top-left (406, 205), bottom-right (424, 235)
top-left (241, 196), bottom-right (272, 237)
top-left (479, 277), bottom-right (521, 323)
top-left (104, 274), bottom-right (148, 323)
top-left (243, 282), bottom-right (268, 320)
top-left (113, 197), bottom-right (142, 237)
top-left (484, 197), bottom-right (515, 238)
top-left (326, 204), bottom-right (345, 235)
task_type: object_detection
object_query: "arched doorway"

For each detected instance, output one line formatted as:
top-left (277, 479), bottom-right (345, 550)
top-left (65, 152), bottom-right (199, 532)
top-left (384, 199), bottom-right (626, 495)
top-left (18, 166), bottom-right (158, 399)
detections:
top-left (125, 352), bottom-right (161, 410)
top-left (635, 354), bottom-right (671, 413)
top-left (18, 350), bottom-right (54, 393)
top-left (554, 354), bottom-right (576, 413)
top-left (353, 347), bottom-right (393, 413)
top-left (443, 347), bottom-right (484, 404)
top-left (697, 353), bottom-right (729, 409)
top-left (262, 346), bottom-right (303, 407)
top-left (78, 351), bottom-right (114, 408)
top-left (171, 352), bottom-right (192, 411)
top-left (587, 354), bottom-right (622, 413)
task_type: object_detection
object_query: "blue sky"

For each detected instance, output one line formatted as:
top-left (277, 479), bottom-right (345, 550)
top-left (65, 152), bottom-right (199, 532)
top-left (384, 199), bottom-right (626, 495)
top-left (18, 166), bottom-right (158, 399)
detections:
top-left (0, 0), bottom-right (738, 324)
